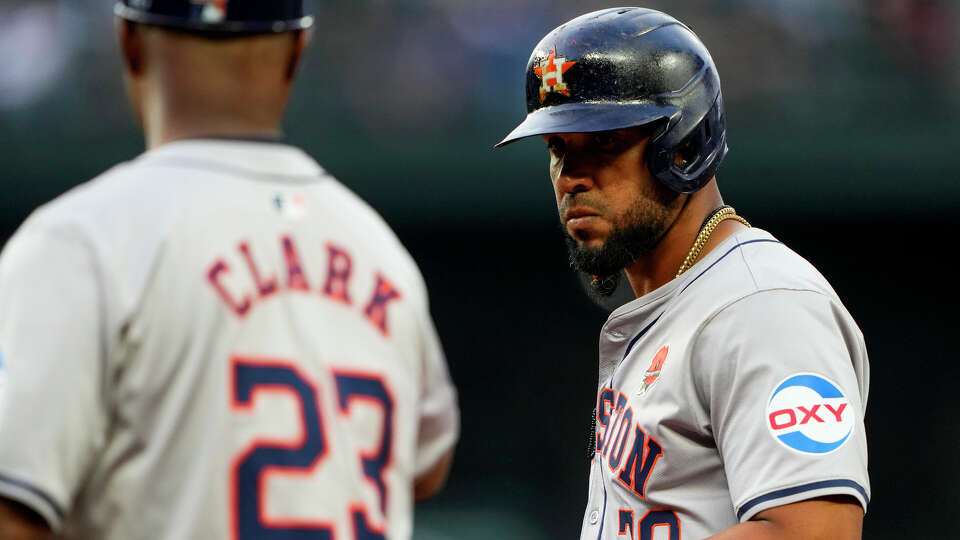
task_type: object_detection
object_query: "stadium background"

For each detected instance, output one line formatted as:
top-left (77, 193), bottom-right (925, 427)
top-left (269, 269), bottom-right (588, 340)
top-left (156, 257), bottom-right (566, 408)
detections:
top-left (0, 0), bottom-right (957, 538)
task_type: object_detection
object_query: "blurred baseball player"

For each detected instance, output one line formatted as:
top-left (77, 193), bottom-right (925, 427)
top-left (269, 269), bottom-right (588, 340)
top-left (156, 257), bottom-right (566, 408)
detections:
top-left (0, 1), bottom-right (458, 539)
top-left (497, 8), bottom-right (869, 540)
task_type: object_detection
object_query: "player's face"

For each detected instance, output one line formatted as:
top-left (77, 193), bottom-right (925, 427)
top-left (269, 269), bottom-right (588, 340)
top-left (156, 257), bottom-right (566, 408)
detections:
top-left (542, 127), bottom-right (682, 277)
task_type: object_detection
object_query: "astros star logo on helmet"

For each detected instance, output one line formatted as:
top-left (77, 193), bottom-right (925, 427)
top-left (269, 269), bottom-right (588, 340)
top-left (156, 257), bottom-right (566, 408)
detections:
top-left (533, 46), bottom-right (576, 102)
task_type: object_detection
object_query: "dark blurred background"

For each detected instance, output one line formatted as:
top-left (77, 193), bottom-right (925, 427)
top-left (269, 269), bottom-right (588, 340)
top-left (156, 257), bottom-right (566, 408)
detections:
top-left (1, 0), bottom-right (958, 538)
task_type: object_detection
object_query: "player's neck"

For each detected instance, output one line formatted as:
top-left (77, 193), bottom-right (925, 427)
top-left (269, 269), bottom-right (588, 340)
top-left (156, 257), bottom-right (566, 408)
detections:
top-left (141, 89), bottom-right (287, 150)
top-left (623, 182), bottom-right (743, 297)
top-left (144, 115), bottom-right (284, 150)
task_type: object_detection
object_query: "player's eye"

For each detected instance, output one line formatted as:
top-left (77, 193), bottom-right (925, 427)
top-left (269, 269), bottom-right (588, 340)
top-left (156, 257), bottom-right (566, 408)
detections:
top-left (591, 131), bottom-right (624, 152)
top-left (546, 136), bottom-right (566, 156)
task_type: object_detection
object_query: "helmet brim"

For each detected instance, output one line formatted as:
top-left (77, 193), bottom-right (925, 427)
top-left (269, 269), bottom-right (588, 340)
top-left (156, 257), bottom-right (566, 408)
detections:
top-left (494, 101), bottom-right (677, 148)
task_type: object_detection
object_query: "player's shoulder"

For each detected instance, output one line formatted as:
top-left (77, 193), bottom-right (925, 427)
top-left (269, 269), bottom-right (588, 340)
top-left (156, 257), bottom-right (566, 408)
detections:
top-left (668, 225), bottom-right (865, 344)
top-left (312, 179), bottom-right (427, 294)
top-left (9, 159), bottom-right (139, 246)
top-left (686, 228), bottom-right (869, 406)
top-left (682, 226), bottom-right (842, 309)
top-left (0, 154), bottom-right (183, 303)
top-left (17, 139), bottom-right (319, 241)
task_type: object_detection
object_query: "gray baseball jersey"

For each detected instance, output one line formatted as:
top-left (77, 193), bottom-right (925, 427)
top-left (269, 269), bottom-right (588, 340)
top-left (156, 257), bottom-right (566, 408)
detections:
top-left (0, 139), bottom-right (459, 540)
top-left (581, 228), bottom-right (869, 540)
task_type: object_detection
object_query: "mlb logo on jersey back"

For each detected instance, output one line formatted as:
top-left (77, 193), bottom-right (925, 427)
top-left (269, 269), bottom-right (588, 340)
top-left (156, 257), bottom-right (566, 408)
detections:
top-left (273, 192), bottom-right (308, 219)
top-left (766, 373), bottom-right (855, 455)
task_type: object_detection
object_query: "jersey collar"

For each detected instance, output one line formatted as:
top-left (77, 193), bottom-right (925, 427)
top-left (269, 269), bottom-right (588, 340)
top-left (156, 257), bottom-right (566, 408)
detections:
top-left (607, 227), bottom-right (777, 323)
top-left (135, 138), bottom-right (326, 180)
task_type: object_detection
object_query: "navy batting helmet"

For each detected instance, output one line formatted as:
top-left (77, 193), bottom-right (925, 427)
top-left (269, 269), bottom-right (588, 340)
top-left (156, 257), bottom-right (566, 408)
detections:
top-left (114, 0), bottom-right (314, 35)
top-left (496, 7), bottom-right (727, 194)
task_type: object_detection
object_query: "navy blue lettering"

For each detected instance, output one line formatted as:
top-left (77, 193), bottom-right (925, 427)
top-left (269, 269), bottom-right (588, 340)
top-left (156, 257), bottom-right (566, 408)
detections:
top-left (607, 407), bottom-right (634, 471)
top-left (617, 427), bottom-right (663, 498)
top-left (639, 510), bottom-right (679, 540)
top-left (596, 388), bottom-right (615, 452)
top-left (232, 362), bottom-right (332, 540)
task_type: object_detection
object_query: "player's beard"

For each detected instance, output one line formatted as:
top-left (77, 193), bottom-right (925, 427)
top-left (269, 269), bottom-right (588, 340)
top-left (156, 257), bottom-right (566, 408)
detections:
top-left (563, 192), bottom-right (679, 297)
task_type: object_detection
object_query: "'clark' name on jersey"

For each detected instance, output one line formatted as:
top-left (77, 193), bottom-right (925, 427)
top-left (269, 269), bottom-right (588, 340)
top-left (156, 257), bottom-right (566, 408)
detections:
top-left (206, 234), bottom-right (402, 336)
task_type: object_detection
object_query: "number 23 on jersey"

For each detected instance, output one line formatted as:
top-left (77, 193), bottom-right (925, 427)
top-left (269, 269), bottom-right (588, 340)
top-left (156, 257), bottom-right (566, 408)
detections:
top-left (230, 355), bottom-right (393, 540)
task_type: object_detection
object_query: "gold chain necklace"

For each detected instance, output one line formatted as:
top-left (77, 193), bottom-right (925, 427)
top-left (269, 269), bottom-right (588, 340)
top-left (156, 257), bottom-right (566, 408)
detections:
top-left (676, 207), bottom-right (751, 277)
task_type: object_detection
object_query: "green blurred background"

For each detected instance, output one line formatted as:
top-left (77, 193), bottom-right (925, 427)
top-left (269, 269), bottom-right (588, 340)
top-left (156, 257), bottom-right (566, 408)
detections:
top-left (1, 0), bottom-right (958, 538)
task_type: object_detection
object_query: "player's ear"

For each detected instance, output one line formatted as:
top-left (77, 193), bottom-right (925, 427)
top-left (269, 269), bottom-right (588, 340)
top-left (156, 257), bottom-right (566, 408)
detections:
top-left (117, 18), bottom-right (144, 77)
top-left (285, 29), bottom-right (310, 82)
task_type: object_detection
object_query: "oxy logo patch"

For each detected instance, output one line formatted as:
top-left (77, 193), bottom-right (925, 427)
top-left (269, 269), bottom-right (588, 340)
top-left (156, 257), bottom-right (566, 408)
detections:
top-left (766, 373), bottom-right (854, 455)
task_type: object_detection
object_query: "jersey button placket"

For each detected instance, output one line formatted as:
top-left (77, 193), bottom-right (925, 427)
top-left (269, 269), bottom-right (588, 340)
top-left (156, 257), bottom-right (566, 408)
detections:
top-left (588, 509), bottom-right (600, 525)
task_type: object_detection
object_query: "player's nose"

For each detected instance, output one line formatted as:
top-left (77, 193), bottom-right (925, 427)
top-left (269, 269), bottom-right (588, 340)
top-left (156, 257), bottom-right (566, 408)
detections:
top-left (554, 154), bottom-right (594, 195)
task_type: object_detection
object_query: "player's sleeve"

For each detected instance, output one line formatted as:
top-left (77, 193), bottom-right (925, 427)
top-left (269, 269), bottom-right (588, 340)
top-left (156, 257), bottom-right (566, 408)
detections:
top-left (413, 307), bottom-right (459, 479)
top-left (691, 289), bottom-right (870, 522)
top-left (0, 226), bottom-right (109, 531)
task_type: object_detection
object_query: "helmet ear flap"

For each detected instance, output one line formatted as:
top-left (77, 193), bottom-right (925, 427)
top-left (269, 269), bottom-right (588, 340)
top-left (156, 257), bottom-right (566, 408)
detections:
top-left (646, 94), bottom-right (728, 194)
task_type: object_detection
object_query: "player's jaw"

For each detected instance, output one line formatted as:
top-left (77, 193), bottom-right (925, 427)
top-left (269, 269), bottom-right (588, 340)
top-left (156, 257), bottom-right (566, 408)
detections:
top-left (562, 195), bottom-right (676, 279)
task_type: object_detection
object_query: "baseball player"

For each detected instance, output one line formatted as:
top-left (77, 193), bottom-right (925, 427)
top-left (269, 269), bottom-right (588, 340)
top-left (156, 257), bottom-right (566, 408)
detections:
top-left (0, 1), bottom-right (458, 539)
top-left (496, 8), bottom-right (869, 540)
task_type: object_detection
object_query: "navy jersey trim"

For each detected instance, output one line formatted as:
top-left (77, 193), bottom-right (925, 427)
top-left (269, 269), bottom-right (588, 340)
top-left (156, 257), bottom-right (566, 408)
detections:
top-left (596, 475), bottom-right (608, 540)
top-left (737, 479), bottom-right (869, 519)
top-left (679, 238), bottom-right (781, 295)
top-left (621, 313), bottom-right (663, 362)
top-left (609, 313), bottom-right (663, 389)
top-left (0, 472), bottom-right (66, 522)
top-left (617, 238), bottom-right (780, 370)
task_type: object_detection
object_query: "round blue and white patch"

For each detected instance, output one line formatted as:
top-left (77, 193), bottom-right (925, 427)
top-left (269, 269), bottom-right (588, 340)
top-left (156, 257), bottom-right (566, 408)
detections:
top-left (766, 373), bottom-right (855, 455)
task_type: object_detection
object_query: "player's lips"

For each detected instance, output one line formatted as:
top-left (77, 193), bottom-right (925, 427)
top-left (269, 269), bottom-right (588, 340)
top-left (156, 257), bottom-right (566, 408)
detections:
top-left (563, 207), bottom-right (600, 223)
top-left (563, 208), bottom-right (602, 232)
